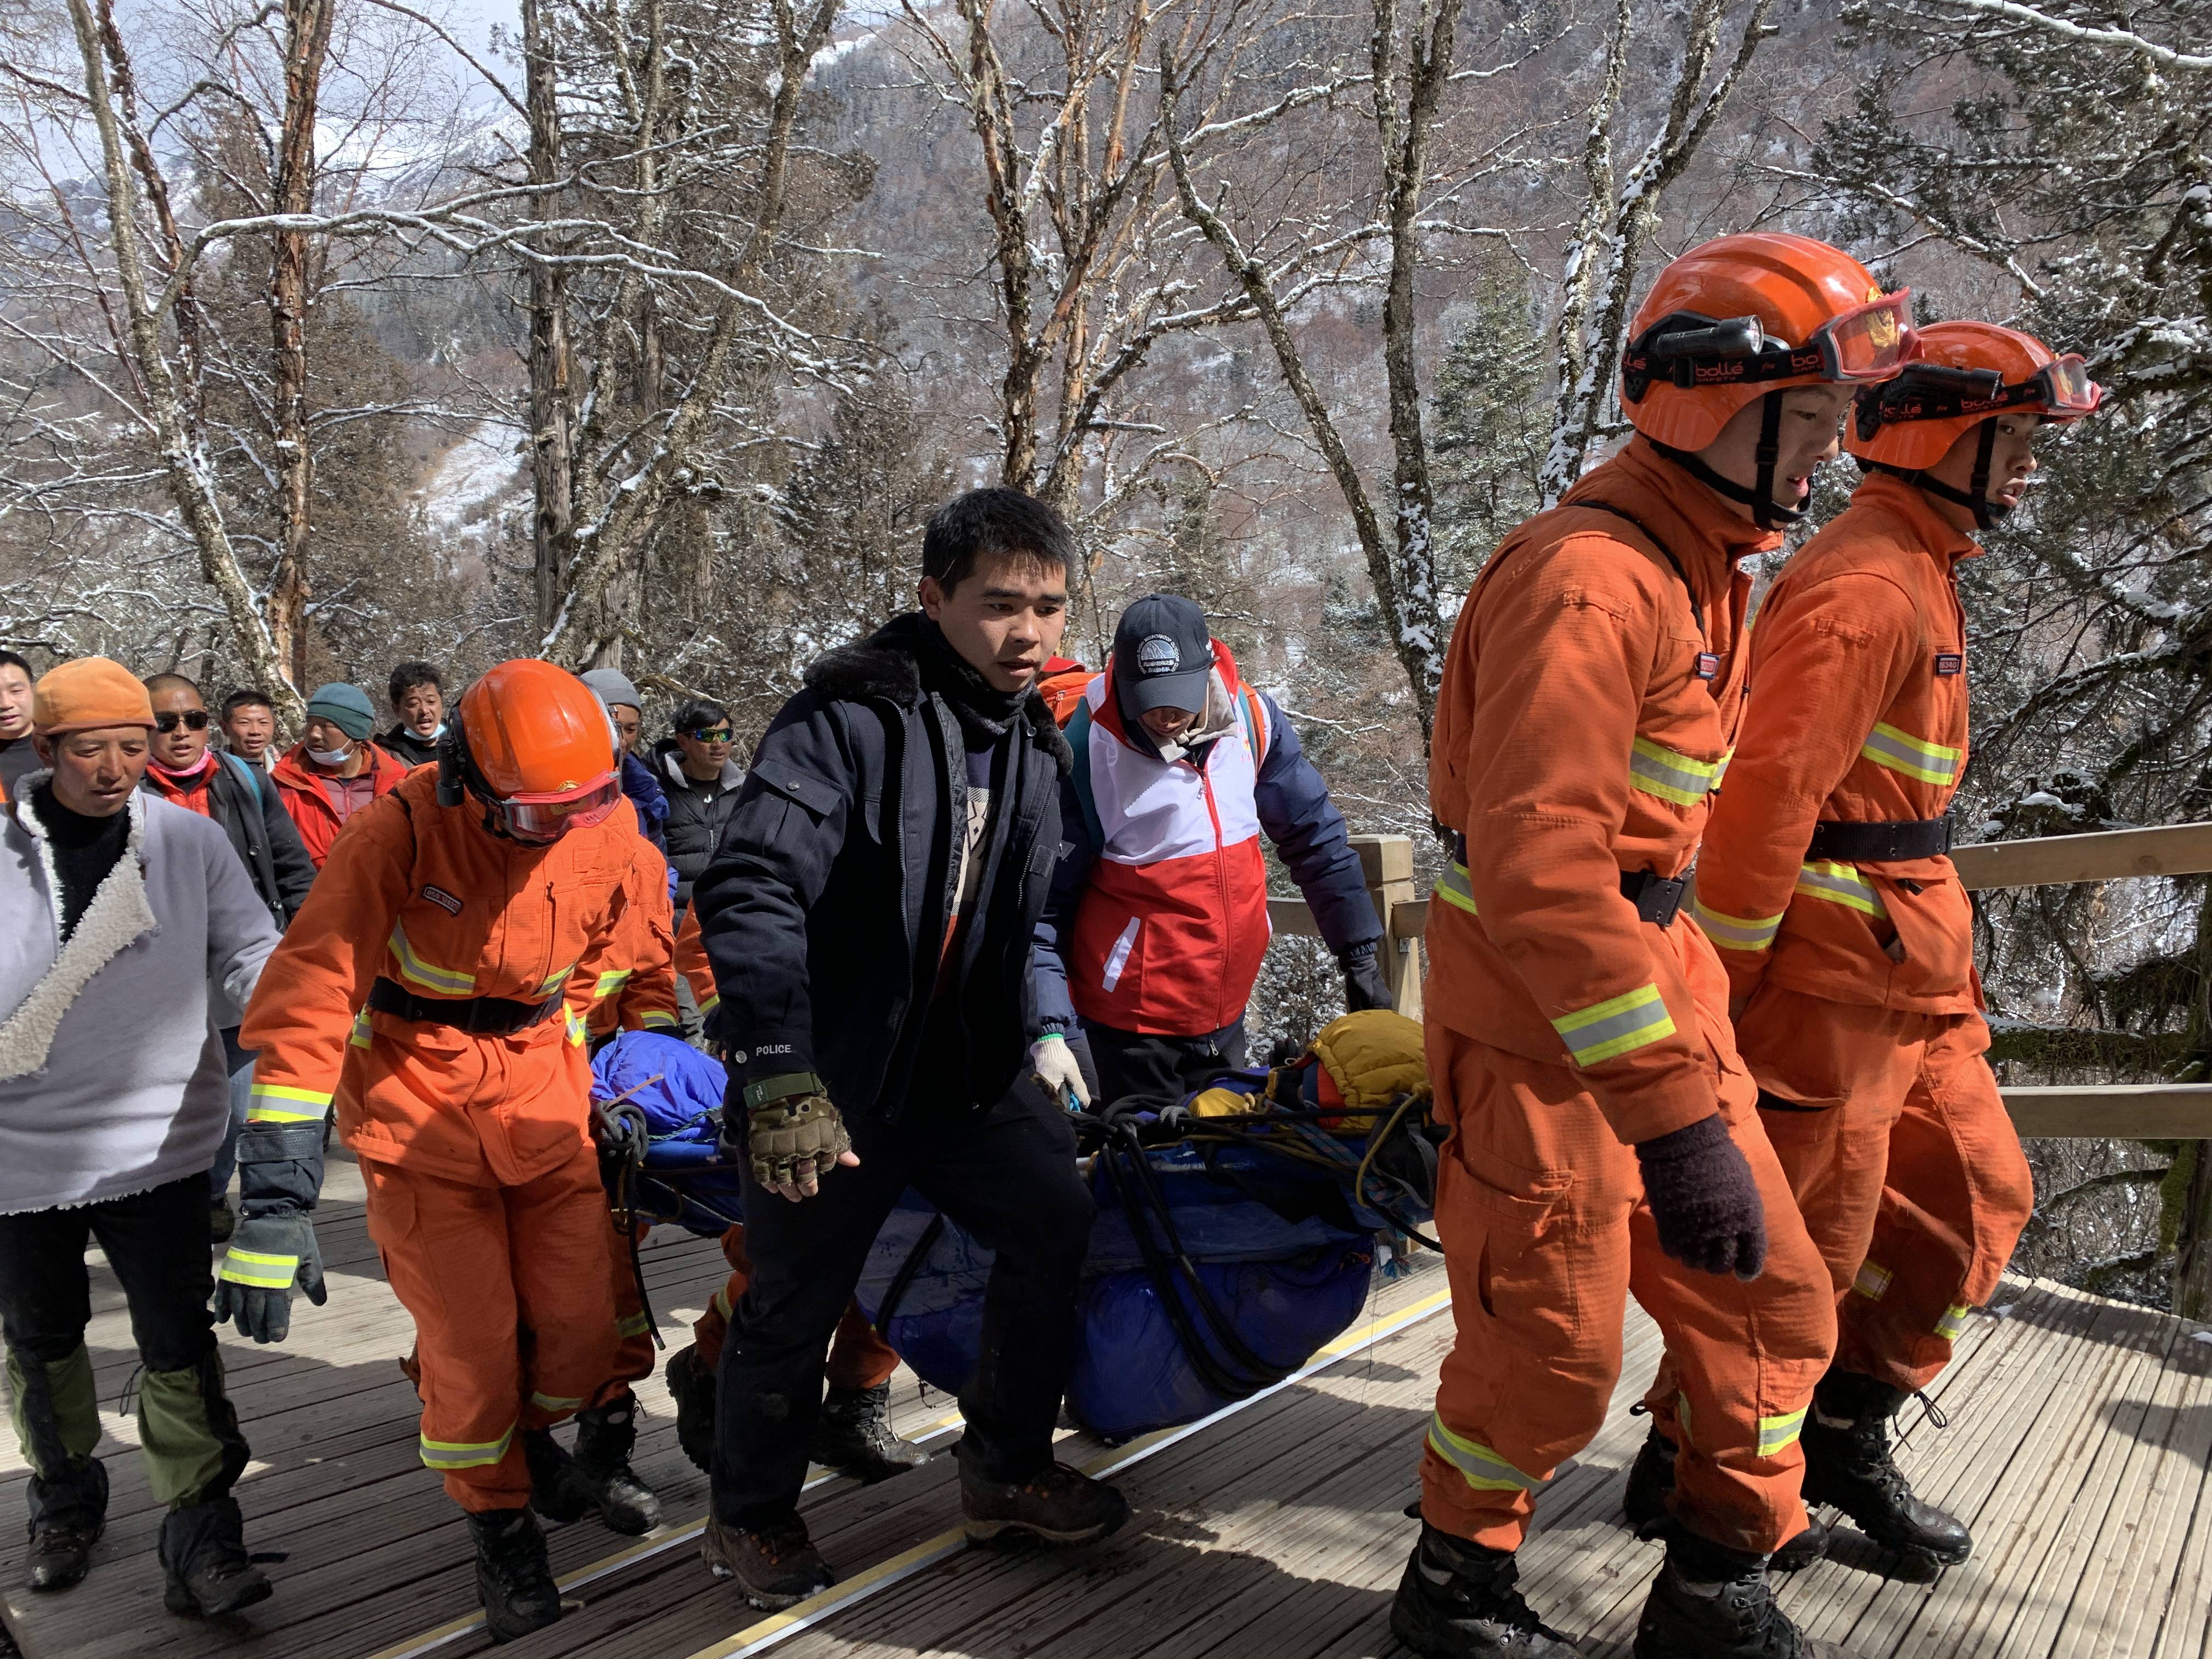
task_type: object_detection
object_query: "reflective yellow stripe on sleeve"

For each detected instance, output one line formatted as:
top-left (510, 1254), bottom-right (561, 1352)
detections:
top-left (616, 1311), bottom-right (652, 1339)
top-left (247, 1082), bottom-right (331, 1124)
top-left (640, 1010), bottom-right (678, 1029)
top-left (1552, 984), bottom-right (1675, 1067)
top-left (594, 969), bottom-right (633, 1001)
top-left (1936, 1303), bottom-right (1973, 1341)
top-left (347, 1008), bottom-right (373, 1050)
top-left (540, 964), bottom-right (575, 997)
top-left (1852, 1261), bottom-right (1893, 1302)
top-left (1689, 898), bottom-right (1784, 952)
top-left (1860, 721), bottom-right (1962, 786)
top-left (218, 1248), bottom-right (299, 1289)
top-left (565, 1008), bottom-right (589, 1047)
top-left (1426, 1414), bottom-right (1539, 1493)
top-left (1629, 737), bottom-right (1724, 808)
top-left (699, 994), bottom-right (721, 1017)
top-left (529, 1391), bottom-right (585, 1412)
top-left (390, 921), bottom-right (477, 995)
top-left (1434, 862), bottom-right (1479, 917)
top-left (1796, 861), bottom-right (1889, 919)
top-left (420, 1424), bottom-right (515, 1471)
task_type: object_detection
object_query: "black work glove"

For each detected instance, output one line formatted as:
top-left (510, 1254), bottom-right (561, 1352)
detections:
top-left (1339, 944), bottom-right (1394, 1013)
top-left (215, 1211), bottom-right (328, 1343)
top-left (1634, 1114), bottom-right (1767, 1280)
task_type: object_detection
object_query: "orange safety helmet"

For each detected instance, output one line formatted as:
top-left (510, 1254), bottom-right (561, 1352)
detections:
top-left (1618, 233), bottom-right (1918, 528)
top-left (439, 659), bottom-right (620, 845)
top-left (1847, 320), bottom-right (2102, 528)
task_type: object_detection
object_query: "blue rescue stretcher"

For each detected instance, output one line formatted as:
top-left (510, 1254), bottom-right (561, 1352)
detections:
top-left (590, 1028), bottom-right (1439, 1440)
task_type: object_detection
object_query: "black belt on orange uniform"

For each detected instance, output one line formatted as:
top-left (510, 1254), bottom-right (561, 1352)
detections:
top-left (366, 975), bottom-right (566, 1036)
top-left (1804, 815), bottom-right (1953, 862)
top-left (1449, 833), bottom-right (1689, 928)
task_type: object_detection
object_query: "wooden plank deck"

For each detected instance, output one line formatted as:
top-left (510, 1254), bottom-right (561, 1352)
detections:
top-left (5, 1150), bottom-right (2210, 1659)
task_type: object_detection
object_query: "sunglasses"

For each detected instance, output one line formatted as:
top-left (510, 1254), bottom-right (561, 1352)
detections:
top-left (154, 710), bottom-right (211, 733)
top-left (683, 727), bottom-right (735, 744)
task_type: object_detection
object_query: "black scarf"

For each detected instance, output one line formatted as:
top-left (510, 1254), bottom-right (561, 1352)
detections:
top-left (891, 612), bottom-right (1032, 747)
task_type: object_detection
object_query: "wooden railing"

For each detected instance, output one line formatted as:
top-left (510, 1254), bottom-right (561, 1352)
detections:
top-left (1272, 825), bottom-right (2212, 1138)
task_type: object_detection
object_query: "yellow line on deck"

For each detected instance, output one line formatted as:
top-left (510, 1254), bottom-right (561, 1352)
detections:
top-left (686, 1286), bottom-right (1454, 1659)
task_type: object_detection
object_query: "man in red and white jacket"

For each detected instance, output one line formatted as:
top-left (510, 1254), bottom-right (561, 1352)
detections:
top-left (1032, 594), bottom-right (1386, 1109)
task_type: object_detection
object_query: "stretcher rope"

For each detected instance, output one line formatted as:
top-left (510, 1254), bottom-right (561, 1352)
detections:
top-left (683, 1285), bottom-right (1454, 1659)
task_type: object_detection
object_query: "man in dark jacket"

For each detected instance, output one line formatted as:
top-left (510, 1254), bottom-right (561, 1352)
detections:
top-left (377, 661), bottom-right (445, 769)
top-left (582, 668), bottom-right (669, 853)
top-left (692, 487), bottom-right (1124, 1610)
top-left (654, 696), bottom-right (742, 915)
top-left (141, 675), bottom-right (315, 1240)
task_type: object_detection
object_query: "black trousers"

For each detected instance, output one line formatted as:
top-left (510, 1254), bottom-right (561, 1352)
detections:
top-left (713, 1091), bottom-right (1094, 1524)
top-left (0, 1173), bottom-right (217, 1373)
top-left (1085, 1018), bottom-right (1248, 1111)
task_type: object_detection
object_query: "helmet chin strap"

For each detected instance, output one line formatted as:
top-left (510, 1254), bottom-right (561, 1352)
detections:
top-left (1651, 392), bottom-right (1805, 531)
top-left (1861, 419), bottom-right (2008, 530)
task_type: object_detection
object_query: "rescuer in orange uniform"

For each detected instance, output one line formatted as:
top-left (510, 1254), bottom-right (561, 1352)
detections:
top-left (239, 660), bottom-right (655, 1644)
top-left (658, 906), bottom-right (923, 1485)
top-left (1397, 234), bottom-right (1918, 1659)
top-left (1671, 323), bottom-right (2086, 1568)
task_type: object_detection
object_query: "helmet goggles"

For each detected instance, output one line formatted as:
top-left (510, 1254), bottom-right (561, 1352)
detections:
top-left (1854, 353), bottom-right (2100, 439)
top-left (495, 774), bottom-right (623, 845)
top-left (1622, 289), bottom-right (1918, 403)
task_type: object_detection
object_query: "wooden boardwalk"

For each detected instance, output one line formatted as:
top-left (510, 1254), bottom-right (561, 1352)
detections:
top-left (6, 1149), bottom-right (2211, 1659)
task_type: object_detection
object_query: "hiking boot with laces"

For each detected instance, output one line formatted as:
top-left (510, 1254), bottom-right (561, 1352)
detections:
top-left (573, 1396), bottom-right (663, 1535)
top-left (470, 1507), bottom-right (561, 1642)
top-left (1389, 1522), bottom-right (1580, 1656)
top-left (665, 1344), bottom-right (716, 1474)
top-left (1623, 1427), bottom-right (1828, 1572)
top-left (703, 1514), bottom-right (834, 1610)
top-left (960, 1460), bottom-right (1130, 1546)
top-left (522, 1427), bottom-right (592, 1525)
top-left (159, 1496), bottom-right (273, 1618)
top-left (25, 1456), bottom-right (108, 1593)
top-left (1799, 1370), bottom-right (1969, 1565)
top-left (1634, 1530), bottom-right (1865, 1658)
top-left (814, 1384), bottom-right (928, 1483)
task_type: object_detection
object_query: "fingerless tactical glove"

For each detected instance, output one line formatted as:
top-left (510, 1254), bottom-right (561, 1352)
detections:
top-left (737, 1073), bottom-right (852, 1189)
top-left (1634, 1114), bottom-right (1767, 1280)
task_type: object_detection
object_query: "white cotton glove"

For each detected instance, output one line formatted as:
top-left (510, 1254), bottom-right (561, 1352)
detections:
top-left (1029, 1034), bottom-right (1092, 1109)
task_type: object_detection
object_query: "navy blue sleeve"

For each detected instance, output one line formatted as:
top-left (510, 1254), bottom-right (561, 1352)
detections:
top-left (1251, 692), bottom-right (1381, 956)
top-left (1030, 770), bottom-right (1096, 1035)
top-left (621, 751), bottom-right (669, 850)
top-left (691, 693), bottom-right (857, 1091)
top-left (259, 778), bottom-right (318, 924)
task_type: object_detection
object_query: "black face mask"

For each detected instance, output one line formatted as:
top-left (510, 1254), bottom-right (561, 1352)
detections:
top-left (911, 618), bottom-right (1028, 743)
top-left (1650, 391), bottom-right (1805, 532)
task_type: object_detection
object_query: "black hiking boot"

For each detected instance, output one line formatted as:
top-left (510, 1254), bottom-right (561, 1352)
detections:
top-left (1388, 1522), bottom-right (1580, 1656)
top-left (960, 1460), bottom-right (1130, 1547)
top-left (813, 1384), bottom-right (928, 1483)
top-left (703, 1514), bottom-right (834, 1610)
top-left (1623, 1428), bottom-right (1829, 1572)
top-left (1634, 1530), bottom-right (1863, 1658)
top-left (573, 1396), bottom-right (663, 1535)
top-left (159, 1496), bottom-right (273, 1618)
top-left (1799, 1371), bottom-right (1969, 1566)
top-left (25, 1457), bottom-right (108, 1593)
top-left (665, 1345), bottom-right (716, 1475)
top-left (470, 1508), bottom-right (561, 1642)
top-left (521, 1427), bottom-right (592, 1525)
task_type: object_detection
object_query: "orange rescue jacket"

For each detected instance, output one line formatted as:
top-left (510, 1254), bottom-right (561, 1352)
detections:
top-left (240, 768), bottom-right (640, 1186)
top-left (1693, 470), bottom-right (1978, 1014)
top-left (673, 902), bottom-right (716, 1020)
top-left (588, 833), bottom-right (681, 1040)
top-left (1426, 436), bottom-right (1774, 1146)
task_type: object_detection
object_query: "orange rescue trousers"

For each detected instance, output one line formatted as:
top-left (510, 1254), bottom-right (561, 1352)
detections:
top-left (1734, 986), bottom-right (2034, 1393)
top-left (1420, 1022), bottom-right (1835, 1558)
top-left (691, 1225), bottom-right (899, 1391)
top-left (364, 1139), bottom-right (619, 1513)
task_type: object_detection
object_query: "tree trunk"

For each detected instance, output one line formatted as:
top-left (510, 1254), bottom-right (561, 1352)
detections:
top-left (267, 0), bottom-right (335, 688)
top-left (522, 0), bottom-right (577, 638)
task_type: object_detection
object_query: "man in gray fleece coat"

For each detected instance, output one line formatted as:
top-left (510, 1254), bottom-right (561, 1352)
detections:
top-left (0, 658), bottom-right (282, 1613)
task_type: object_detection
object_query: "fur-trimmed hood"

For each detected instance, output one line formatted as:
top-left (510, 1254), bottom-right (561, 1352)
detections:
top-left (804, 613), bottom-right (1073, 776)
